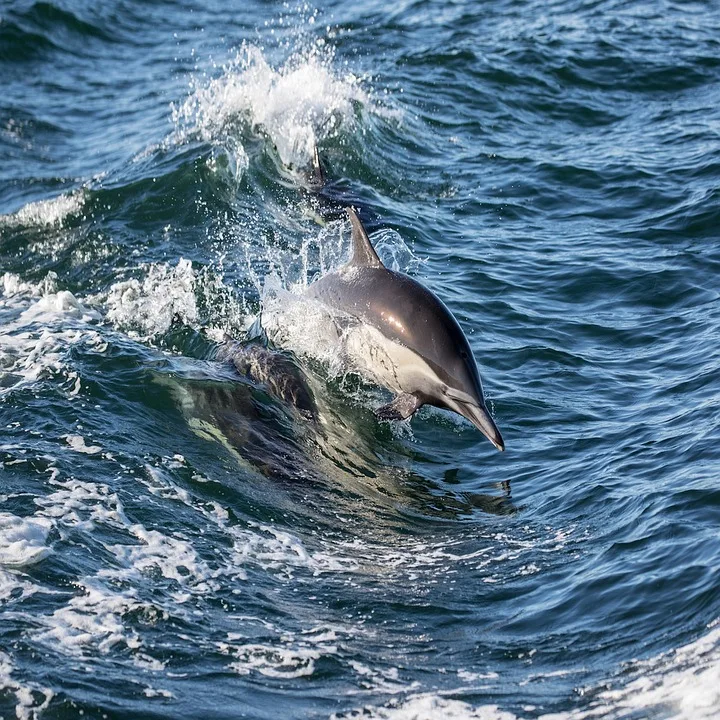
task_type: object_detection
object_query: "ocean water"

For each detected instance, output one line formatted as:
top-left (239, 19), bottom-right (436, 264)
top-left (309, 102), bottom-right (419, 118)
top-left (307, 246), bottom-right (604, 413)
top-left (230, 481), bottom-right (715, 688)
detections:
top-left (1, 0), bottom-right (720, 718)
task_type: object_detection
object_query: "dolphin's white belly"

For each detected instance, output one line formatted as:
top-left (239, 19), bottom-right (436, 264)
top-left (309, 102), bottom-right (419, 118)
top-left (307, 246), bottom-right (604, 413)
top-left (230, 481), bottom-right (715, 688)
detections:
top-left (344, 323), bottom-right (440, 397)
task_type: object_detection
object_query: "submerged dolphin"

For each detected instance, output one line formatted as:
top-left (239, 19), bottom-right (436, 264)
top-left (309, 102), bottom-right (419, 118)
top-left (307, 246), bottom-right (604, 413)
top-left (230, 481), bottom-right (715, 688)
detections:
top-left (306, 208), bottom-right (504, 451)
top-left (215, 339), bottom-right (318, 421)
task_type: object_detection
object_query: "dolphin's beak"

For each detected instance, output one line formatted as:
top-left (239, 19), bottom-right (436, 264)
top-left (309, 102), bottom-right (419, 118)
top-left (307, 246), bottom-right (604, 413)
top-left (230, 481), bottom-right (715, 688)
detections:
top-left (459, 402), bottom-right (505, 451)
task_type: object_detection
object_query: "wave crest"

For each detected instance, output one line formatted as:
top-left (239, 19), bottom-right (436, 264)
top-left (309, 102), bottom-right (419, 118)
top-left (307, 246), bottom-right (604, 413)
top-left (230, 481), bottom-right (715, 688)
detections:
top-left (172, 43), bottom-right (377, 168)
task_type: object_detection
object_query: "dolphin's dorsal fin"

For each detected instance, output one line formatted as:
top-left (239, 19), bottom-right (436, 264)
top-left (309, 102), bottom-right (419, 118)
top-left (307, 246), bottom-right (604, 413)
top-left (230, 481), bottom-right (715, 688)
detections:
top-left (348, 208), bottom-right (384, 269)
top-left (308, 141), bottom-right (325, 189)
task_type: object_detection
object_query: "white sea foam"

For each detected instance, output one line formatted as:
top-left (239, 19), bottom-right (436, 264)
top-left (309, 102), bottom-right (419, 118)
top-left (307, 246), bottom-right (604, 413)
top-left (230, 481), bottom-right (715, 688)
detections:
top-left (172, 43), bottom-right (382, 169)
top-left (346, 661), bottom-right (410, 696)
top-left (0, 512), bottom-right (52, 568)
top-left (29, 476), bottom-right (197, 658)
top-left (64, 434), bottom-right (103, 455)
top-left (0, 189), bottom-right (84, 228)
top-left (143, 457), bottom-right (356, 579)
top-left (332, 694), bottom-right (518, 720)
top-left (220, 620), bottom-right (349, 679)
top-left (328, 524), bottom-right (578, 587)
top-left (105, 523), bottom-right (218, 592)
top-left (33, 578), bottom-right (144, 655)
top-left (228, 522), bottom-right (355, 578)
top-left (539, 622), bottom-right (720, 720)
top-left (36, 476), bottom-right (211, 596)
top-left (101, 258), bottom-right (250, 341)
top-left (0, 272), bottom-right (104, 396)
top-left (0, 567), bottom-right (40, 604)
top-left (0, 652), bottom-right (53, 720)
top-left (103, 258), bottom-right (198, 339)
top-left (34, 477), bottom-right (130, 534)
top-left (23, 464), bottom-right (355, 668)
top-left (221, 641), bottom-right (324, 678)
top-left (458, 670), bottom-right (500, 683)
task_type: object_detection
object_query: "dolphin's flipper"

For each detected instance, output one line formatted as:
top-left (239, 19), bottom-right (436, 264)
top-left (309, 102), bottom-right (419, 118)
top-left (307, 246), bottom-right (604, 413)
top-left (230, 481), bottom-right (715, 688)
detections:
top-left (347, 208), bottom-right (384, 269)
top-left (374, 393), bottom-right (421, 421)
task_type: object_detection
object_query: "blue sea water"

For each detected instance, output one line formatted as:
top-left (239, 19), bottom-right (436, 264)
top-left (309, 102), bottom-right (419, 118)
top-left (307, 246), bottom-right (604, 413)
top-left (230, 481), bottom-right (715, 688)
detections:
top-left (1, 0), bottom-right (720, 718)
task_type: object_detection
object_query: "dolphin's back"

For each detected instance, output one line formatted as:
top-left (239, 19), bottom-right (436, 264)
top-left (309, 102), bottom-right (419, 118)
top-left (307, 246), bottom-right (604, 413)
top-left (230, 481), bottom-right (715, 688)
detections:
top-left (217, 342), bottom-right (318, 420)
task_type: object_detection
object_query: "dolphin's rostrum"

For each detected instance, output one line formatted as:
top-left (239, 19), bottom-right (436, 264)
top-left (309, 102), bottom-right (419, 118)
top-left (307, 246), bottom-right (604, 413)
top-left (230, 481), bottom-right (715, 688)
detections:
top-left (306, 208), bottom-right (504, 451)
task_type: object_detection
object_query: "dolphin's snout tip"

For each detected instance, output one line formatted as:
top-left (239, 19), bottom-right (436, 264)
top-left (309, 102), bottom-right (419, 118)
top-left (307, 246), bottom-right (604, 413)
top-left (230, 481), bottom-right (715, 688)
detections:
top-left (460, 402), bottom-right (505, 452)
top-left (485, 426), bottom-right (505, 452)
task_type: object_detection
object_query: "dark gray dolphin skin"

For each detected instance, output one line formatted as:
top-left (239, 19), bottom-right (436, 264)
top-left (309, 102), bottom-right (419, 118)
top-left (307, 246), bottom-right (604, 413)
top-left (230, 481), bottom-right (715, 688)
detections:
top-left (215, 339), bottom-right (318, 421)
top-left (306, 208), bottom-right (504, 451)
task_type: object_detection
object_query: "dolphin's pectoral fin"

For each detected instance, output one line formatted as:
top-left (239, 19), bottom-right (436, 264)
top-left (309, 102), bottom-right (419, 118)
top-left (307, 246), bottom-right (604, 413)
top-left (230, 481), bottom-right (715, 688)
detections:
top-left (374, 393), bottom-right (421, 421)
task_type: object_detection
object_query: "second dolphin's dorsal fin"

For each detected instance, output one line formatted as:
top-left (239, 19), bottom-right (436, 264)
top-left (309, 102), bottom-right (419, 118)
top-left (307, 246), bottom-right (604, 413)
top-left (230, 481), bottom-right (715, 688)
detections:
top-left (348, 207), bottom-right (384, 269)
top-left (308, 141), bottom-right (325, 189)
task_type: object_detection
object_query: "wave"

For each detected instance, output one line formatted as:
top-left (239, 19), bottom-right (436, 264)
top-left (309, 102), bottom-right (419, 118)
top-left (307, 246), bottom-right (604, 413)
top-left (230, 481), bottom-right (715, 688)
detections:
top-left (0, 188), bottom-right (85, 228)
top-left (0, 18), bottom-right (57, 63)
top-left (331, 620), bottom-right (720, 719)
top-left (171, 42), bottom-right (394, 171)
top-left (0, 2), bottom-right (113, 66)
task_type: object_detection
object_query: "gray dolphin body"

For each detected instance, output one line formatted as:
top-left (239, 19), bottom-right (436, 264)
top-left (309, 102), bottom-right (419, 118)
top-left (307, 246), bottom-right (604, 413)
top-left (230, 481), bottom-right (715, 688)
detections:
top-left (306, 209), bottom-right (504, 451)
top-left (215, 340), bottom-right (318, 421)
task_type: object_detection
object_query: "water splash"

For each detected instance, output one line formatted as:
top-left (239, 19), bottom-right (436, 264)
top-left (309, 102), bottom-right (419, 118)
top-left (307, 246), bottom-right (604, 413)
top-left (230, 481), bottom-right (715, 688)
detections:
top-left (102, 258), bottom-right (250, 342)
top-left (0, 190), bottom-right (85, 228)
top-left (172, 42), bottom-right (376, 169)
top-left (104, 259), bottom-right (198, 340)
top-left (258, 216), bottom-right (420, 381)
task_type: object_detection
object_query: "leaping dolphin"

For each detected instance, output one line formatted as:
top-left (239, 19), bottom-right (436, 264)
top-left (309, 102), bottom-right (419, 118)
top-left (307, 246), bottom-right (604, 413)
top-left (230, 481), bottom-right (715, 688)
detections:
top-left (306, 208), bottom-right (504, 451)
